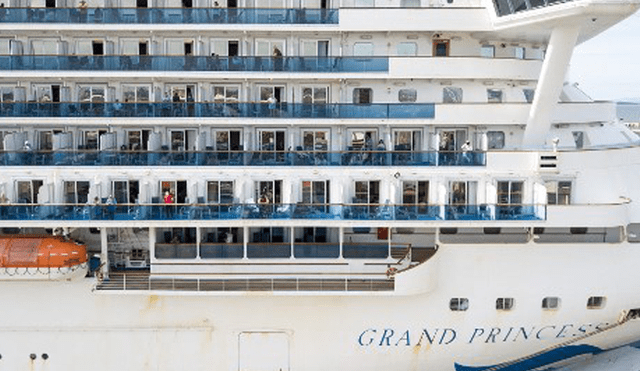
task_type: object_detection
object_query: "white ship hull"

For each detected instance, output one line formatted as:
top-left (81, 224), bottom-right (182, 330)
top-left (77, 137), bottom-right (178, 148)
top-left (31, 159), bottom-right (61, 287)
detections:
top-left (2, 241), bottom-right (640, 371)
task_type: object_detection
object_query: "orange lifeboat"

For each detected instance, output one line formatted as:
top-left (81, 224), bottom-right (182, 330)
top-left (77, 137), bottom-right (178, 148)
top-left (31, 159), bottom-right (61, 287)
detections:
top-left (0, 236), bottom-right (88, 280)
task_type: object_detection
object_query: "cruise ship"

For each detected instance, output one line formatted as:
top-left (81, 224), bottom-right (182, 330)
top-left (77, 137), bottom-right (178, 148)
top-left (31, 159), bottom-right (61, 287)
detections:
top-left (0, 0), bottom-right (640, 369)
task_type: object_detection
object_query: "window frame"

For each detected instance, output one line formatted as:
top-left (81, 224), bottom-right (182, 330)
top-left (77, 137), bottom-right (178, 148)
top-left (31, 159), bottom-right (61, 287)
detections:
top-left (449, 297), bottom-right (469, 311)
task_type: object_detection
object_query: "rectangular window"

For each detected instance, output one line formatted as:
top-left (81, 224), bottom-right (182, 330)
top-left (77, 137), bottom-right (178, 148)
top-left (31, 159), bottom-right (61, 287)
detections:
top-left (214, 130), bottom-right (241, 151)
top-left (496, 298), bottom-right (514, 311)
top-left (443, 87), bottom-right (462, 104)
top-left (112, 180), bottom-right (139, 204)
top-left (487, 89), bottom-right (503, 103)
top-left (122, 85), bottom-right (150, 103)
top-left (542, 297), bottom-right (560, 310)
top-left (213, 85), bottom-right (240, 102)
top-left (302, 130), bottom-right (328, 151)
top-left (64, 181), bottom-right (90, 204)
top-left (497, 181), bottom-right (523, 205)
top-left (78, 85), bottom-right (106, 103)
top-left (207, 181), bottom-right (234, 203)
top-left (300, 40), bottom-right (329, 57)
top-left (449, 298), bottom-right (469, 311)
top-left (81, 129), bottom-right (107, 150)
top-left (354, 180), bottom-right (380, 204)
top-left (449, 181), bottom-right (477, 205)
top-left (301, 86), bottom-right (328, 104)
top-left (480, 45), bottom-right (495, 58)
top-left (394, 130), bottom-right (421, 151)
top-left (353, 88), bottom-right (373, 104)
top-left (0, 86), bottom-right (15, 102)
top-left (16, 180), bottom-right (44, 204)
top-left (587, 296), bottom-right (606, 309)
top-left (398, 89), bottom-right (417, 103)
top-left (397, 42), bottom-right (417, 56)
top-left (259, 86), bottom-right (285, 103)
top-left (302, 180), bottom-right (330, 204)
top-left (433, 39), bottom-right (450, 57)
top-left (353, 42), bottom-right (374, 57)
top-left (349, 130), bottom-right (376, 150)
top-left (211, 40), bottom-right (240, 57)
top-left (256, 40), bottom-right (285, 57)
top-left (546, 181), bottom-right (571, 205)
top-left (487, 131), bottom-right (505, 149)
top-left (523, 89), bottom-right (535, 103)
top-left (515, 46), bottom-right (525, 59)
top-left (255, 180), bottom-right (282, 204)
top-left (402, 181), bottom-right (428, 205)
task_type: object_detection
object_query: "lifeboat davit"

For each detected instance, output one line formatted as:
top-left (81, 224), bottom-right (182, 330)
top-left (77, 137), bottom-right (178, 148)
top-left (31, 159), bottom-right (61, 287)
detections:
top-left (0, 235), bottom-right (88, 280)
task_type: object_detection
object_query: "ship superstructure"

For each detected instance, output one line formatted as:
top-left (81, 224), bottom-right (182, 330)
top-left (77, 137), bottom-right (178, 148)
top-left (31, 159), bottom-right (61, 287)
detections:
top-left (0, 0), bottom-right (640, 369)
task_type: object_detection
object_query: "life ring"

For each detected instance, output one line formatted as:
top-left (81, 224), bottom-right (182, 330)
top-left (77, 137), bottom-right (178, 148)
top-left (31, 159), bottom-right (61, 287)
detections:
top-left (386, 267), bottom-right (398, 279)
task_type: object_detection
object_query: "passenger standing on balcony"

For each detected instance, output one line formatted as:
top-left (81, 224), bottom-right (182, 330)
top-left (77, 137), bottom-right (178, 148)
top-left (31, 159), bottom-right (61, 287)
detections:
top-left (272, 46), bottom-right (283, 71)
top-left (461, 140), bottom-right (472, 165)
top-left (267, 94), bottom-right (277, 117)
top-left (164, 191), bottom-right (174, 218)
top-left (78, 0), bottom-right (88, 22)
top-left (376, 139), bottom-right (386, 165)
top-left (0, 193), bottom-right (8, 219)
top-left (106, 195), bottom-right (116, 220)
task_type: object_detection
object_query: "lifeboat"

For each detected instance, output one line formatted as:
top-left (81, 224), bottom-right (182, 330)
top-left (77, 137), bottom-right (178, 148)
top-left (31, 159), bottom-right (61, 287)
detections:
top-left (0, 235), bottom-right (88, 280)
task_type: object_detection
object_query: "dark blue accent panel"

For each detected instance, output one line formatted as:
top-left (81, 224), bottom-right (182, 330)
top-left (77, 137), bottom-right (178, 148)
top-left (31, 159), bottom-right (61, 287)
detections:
top-left (454, 344), bottom-right (603, 371)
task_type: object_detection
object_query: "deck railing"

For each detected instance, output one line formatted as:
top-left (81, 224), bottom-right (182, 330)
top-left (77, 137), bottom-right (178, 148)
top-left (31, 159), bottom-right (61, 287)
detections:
top-left (0, 56), bottom-right (387, 72)
top-left (0, 7), bottom-right (339, 24)
top-left (0, 102), bottom-right (432, 119)
top-left (95, 274), bottom-right (395, 292)
top-left (0, 149), bottom-right (480, 167)
top-left (0, 203), bottom-right (546, 221)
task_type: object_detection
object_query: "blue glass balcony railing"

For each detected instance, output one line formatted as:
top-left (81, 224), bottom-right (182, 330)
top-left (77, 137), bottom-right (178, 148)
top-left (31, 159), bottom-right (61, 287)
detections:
top-left (0, 8), bottom-right (339, 24)
top-left (0, 102), bottom-right (431, 119)
top-left (0, 149), bottom-right (483, 167)
top-left (0, 203), bottom-right (546, 221)
top-left (155, 243), bottom-right (391, 260)
top-left (0, 56), bottom-right (386, 72)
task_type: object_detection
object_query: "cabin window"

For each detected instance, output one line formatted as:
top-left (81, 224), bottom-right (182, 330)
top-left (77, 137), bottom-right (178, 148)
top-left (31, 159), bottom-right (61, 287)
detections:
top-left (354, 180), bottom-right (380, 204)
top-left (0, 86), bottom-right (15, 102)
top-left (572, 131), bottom-right (585, 149)
top-left (487, 131), bottom-right (505, 149)
top-left (0, 38), bottom-right (10, 55)
top-left (397, 42), bottom-right (417, 56)
top-left (207, 181), bottom-right (234, 204)
top-left (515, 46), bottom-right (525, 59)
top-left (487, 89), bottom-right (503, 103)
top-left (480, 45), bottom-right (495, 58)
top-left (394, 130), bottom-right (421, 151)
top-left (168, 84), bottom-right (196, 103)
top-left (433, 39), bottom-right (450, 57)
top-left (449, 298), bottom-right (469, 311)
top-left (587, 296), bottom-right (606, 309)
top-left (64, 181), bottom-right (90, 204)
top-left (301, 86), bottom-right (328, 104)
top-left (449, 181), bottom-right (477, 206)
top-left (542, 297), bottom-right (560, 310)
top-left (256, 39), bottom-right (285, 57)
top-left (353, 88), bottom-right (373, 104)
top-left (78, 85), bottom-right (106, 103)
top-left (353, 42), bottom-right (374, 56)
top-left (497, 181), bottom-right (523, 205)
top-left (159, 180), bottom-right (186, 204)
top-left (300, 40), bottom-right (329, 57)
top-left (113, 180), bottom-right (140, 204)
top-left (302, 130), bottom-right (329, 151)
top-left (496, 297), bottom-right (514, 310)
top-left (523, 89), bottom-right (535, 103)
top-left (402, 181), bottom-right (428, 205)
top-left (398, 89), bottom-right (417, 103)
top-left (211, 39), bottom-right (240, 57)
top-left (122, 85), bottom-right (150, 103)
top-left (546, 180), bottom-right (571, 205)
top-left (212, 85), bottom-right (240, 102)
top-left (302, 180), bottom-right (330, 204)
top-left (443, 87), bottom-right (462, 103)
top-left (16, 180), bottom-right (44, 204)
top-left (255, 180), bottom-right (283, 204)
top-left (214, 130), bottom-right (242, 151)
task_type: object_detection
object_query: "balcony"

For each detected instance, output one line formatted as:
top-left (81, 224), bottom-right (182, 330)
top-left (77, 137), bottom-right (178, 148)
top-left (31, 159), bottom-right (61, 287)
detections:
top-left (0, 149), bottom-right (483, 167)
top-left (0, 56), bottom-right (386, 72)
top-left (0, 203), bottom-right (546, 221)
top-left (0, 8), bottom-right (339, 24)
top-left (0, 102), bottom-right (432, 119)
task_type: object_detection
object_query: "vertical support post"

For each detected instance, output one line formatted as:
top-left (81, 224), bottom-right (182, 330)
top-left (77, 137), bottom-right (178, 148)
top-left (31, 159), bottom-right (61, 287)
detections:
top-left (148, 226), bottom-right (156, 268)
top-left (243, 226), bottom-right (248, 259)
top-left (290, 227), bottom-right (295, 259)
top-left (196, 226), bottom-right (201, 260)
top-left (339, 226), bottom-right (344, 259)
top-left (100, 227), bottom-right (109, 279)
top-left (522, 25), bottom-right (581, 147)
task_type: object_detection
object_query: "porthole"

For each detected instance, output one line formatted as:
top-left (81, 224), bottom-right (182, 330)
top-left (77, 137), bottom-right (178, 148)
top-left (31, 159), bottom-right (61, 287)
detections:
top-left (449, 298), bottom-right (469, 311)
top-left (542, 296), bottom-right (560, 310)
top-left (496, 297), bottom-right (514, 311)
top-left (587, 296), bottom-right (606, 309)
